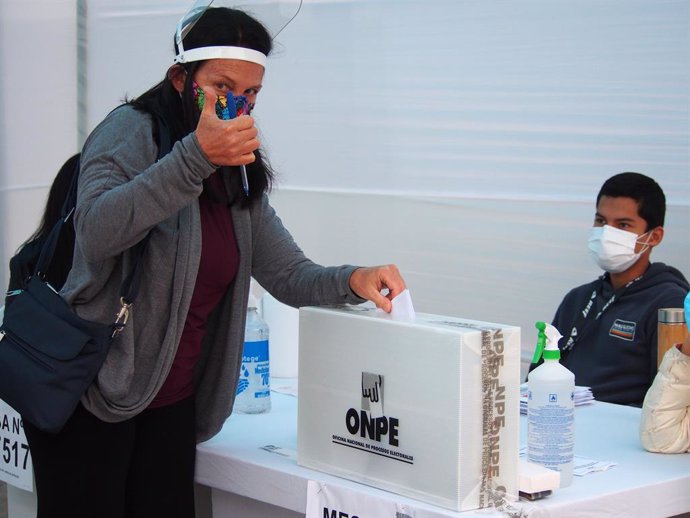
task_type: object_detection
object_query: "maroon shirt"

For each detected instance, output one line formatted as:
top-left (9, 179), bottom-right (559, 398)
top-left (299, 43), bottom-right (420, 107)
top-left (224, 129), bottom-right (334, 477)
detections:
top-left (150, 174), bottom-right (239, 407)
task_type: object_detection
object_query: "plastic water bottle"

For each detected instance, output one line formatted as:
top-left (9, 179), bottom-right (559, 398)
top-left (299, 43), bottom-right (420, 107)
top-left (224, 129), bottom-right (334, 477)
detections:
top-left (527, 321), bottom-right (575, 487)
top-left (234, 292), bottom-right (271, 414)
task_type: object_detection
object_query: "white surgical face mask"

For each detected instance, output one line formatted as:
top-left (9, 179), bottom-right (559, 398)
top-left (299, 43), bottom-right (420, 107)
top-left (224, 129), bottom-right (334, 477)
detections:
top-left (588, 225), bottom-right (651, 273)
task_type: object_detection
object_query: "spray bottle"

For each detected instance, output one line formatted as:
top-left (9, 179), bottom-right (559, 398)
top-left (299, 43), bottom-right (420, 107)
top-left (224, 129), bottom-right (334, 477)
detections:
top-left (527, 321), bottom-right (574, 487)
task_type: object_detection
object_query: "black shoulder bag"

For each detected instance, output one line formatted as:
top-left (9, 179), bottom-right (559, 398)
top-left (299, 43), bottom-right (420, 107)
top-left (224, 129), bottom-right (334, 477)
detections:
top-left (0, 112), bottom-right (172, 433)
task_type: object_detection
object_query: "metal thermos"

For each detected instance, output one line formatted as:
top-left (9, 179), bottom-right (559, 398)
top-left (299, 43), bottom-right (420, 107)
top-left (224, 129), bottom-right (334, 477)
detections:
top-left (657, 308), bottom-right (688, 367)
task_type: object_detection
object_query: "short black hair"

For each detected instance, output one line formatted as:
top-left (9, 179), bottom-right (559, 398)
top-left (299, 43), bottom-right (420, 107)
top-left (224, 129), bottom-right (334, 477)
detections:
top-left (596, 172), bottom-right (666, 230)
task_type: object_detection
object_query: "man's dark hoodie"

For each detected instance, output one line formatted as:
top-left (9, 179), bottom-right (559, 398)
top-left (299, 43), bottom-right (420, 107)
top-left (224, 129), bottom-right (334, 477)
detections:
top-left (551, 262), bottom-right (689, 407)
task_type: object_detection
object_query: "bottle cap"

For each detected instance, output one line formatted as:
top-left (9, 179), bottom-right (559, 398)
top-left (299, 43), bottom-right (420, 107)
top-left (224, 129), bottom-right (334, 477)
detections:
top-left (248, 278), bottom-right (259, 309)
top-left (658, 308), bottom-right (685, 324)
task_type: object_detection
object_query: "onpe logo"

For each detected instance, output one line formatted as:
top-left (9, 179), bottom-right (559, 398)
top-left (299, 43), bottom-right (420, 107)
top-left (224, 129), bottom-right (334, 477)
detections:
top-left (361, 372), bottom-right (383, 415)
top-left (345, 372), bottom-right (399, 446)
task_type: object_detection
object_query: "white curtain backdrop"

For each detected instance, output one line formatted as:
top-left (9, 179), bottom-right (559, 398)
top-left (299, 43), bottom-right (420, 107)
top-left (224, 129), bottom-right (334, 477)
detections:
top-left (1, 0), bottom-right (688, 374)
top-left (0, 0), bottom-right (78, 301)
top-left (261, 0), bottom-right (690, 204)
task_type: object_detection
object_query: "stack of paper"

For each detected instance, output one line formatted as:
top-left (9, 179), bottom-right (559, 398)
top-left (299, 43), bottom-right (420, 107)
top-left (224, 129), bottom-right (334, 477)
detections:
top-left (520, 383), bottom-right (594, 414)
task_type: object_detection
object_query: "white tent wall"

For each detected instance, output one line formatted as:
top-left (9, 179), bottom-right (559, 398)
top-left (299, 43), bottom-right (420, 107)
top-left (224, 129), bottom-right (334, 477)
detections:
top-left (262, 0), bottom-right (690, 374)
top-left (0, 0), bottom-right (78, 301)
top-left (1, 0), bottom-right (688, 377)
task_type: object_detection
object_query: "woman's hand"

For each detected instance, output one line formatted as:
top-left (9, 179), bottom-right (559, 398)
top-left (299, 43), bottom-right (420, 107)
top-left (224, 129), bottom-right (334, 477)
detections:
top-left (349, 264), bottom-right (406, 313)
top-left (195, 89), bottom-right (260, 167)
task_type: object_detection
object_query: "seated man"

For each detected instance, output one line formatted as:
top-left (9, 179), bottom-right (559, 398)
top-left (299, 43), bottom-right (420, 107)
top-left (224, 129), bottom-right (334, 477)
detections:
top-left (551, 172), bottom-right (688, 406)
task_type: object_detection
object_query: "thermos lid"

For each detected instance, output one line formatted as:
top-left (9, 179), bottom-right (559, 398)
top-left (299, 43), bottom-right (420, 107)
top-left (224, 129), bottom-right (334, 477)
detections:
top-left (658, 308), bottom-right (686, 324)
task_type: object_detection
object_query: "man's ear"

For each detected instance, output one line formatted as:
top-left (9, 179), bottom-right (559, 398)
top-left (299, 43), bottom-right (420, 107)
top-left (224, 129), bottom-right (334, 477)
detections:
top-left (647, 226), bottom-right (664, 248)
top-left (168, 65), bottom-right (187, 94)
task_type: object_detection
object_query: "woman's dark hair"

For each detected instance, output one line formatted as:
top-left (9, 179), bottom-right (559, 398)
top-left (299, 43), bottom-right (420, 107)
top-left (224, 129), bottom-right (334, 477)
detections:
top-left (23, 154), bottom-right (80, 246)
top-left (129, 7), bottom-right (274, 207)
top-left (596, 172), bottom-right (666, 230)
top-left (7, 154), bottom-right (79, 296)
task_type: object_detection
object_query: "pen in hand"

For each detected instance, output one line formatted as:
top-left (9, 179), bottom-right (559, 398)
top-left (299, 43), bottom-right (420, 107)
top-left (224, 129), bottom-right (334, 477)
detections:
top-left (220, 103), bottom-right (251, 196)
top-left (231, 95), bottom-right (251, 197)
top-left (240, 164), bottom-right (250, 196)
top-left (198, 87), bottom-right (254, 197)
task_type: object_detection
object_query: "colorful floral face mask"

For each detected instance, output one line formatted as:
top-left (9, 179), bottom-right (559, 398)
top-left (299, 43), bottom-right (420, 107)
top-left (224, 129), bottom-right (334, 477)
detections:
top-left (192, 81), bottom-right (251, 119)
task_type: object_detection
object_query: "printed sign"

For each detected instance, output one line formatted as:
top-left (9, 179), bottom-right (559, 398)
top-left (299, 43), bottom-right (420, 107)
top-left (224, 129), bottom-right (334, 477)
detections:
top-left (0, 400), bottom-right (33, 491)
top-left (306, 480), bottom-right (416, 518)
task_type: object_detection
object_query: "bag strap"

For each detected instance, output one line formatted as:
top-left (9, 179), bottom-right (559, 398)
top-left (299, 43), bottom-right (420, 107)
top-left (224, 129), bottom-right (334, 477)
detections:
top-left (35, 111), bottom-right (173, 332)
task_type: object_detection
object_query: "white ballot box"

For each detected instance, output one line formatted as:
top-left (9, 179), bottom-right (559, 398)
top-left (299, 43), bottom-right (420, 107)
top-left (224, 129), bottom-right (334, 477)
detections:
top-left (297, 306), bottom-right (520, 512)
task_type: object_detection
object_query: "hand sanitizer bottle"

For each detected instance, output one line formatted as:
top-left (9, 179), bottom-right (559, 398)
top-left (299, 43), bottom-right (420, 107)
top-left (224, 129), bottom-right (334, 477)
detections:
top-left (233, 289), bottom-right (271, 414)
top-left (527, 321), bottom-right (575, 487)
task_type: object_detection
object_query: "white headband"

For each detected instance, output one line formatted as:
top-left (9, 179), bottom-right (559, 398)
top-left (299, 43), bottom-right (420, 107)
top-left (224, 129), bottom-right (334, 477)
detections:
top-left (174, 45), bottom-right (267, 67)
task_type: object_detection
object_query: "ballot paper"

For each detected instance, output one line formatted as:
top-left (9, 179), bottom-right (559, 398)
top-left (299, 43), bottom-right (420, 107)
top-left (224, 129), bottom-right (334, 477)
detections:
top-left (375, 288), bottom-right (416, 321)
top-left (571, 456), bottom-right (617, 476)
top-left (390, 289), bottom-right (416, 321)
top-left (519, 383), bottom-right (594, 415)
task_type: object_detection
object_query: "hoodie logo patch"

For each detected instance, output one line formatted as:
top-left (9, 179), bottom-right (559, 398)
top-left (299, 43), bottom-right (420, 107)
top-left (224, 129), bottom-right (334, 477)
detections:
top-left (609, 319), bottom-right (636, 341)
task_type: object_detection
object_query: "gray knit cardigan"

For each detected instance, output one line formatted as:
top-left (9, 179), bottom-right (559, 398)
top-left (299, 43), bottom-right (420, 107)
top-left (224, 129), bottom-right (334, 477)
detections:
top-left (61, 106), bottom-right (363, 442)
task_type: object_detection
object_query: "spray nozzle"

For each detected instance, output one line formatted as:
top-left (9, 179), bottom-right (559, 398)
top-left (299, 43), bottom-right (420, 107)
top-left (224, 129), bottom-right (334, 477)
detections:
top-left (531, 322), bottom-right (547, 364)
top-left (531, 321), bottom-right (564, 363)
